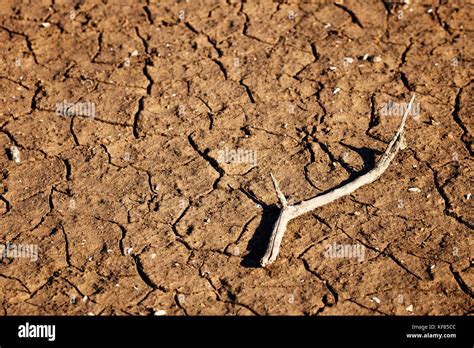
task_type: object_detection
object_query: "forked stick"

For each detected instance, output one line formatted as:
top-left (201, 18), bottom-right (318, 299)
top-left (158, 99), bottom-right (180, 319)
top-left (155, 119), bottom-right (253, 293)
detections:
top-left (260, 94), bottom-right (416, 267)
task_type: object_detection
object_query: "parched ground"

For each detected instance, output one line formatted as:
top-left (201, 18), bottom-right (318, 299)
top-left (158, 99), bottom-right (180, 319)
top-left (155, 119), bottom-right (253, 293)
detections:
top-left (0, 0), bottom-right (472, 316)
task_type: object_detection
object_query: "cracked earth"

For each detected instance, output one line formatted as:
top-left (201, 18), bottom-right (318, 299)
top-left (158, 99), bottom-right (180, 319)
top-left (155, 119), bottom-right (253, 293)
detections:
top-left (0, 0), bottom-right (473, 316)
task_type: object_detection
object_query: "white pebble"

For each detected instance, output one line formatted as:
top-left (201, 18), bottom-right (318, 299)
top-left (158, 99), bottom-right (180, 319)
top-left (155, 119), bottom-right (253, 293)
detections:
top-left (131, 50), bottom-right (139, 56)
top-left (466, 193), bottom-right (471, 200)
top-left (408, 187), bottom-right (421, 193)
top-left (125, 247), bottom-right (133, 256)
top-left (333, 87), bottom-right (341, 95)
top-left (406, 304), bottom-right (414, 312)
top-left (154, 309), bottom-right (167, 316)
top-left (10, 146), bottom-right (20, 163)
top-left (371, 296), bottom-right (381, 304)
top-left (41, 22), bottom-right (50, 27)
top-left (343, 57), bottom-right (354, 64)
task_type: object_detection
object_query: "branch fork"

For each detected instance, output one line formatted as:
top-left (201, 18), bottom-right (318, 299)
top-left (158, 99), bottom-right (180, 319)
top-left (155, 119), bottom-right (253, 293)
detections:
top-left (260, 94), bottom-right (416, 267)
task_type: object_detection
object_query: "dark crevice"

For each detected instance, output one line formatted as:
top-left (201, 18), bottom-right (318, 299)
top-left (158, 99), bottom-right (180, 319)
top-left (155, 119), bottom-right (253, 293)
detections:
top-left (400, 41), bottom-right (412, 66)
top-left (30, 81), bottom-right (42, 112)
top-left (171, 203), bottom-right (191, 238)
top-left (91, 32), bottom-right (102, 63)
top-left (431, 166), bottom-right (473, 229)
top-left (133, 97), bottom-right (145, 138)
top-left (0, 273), bottom-right (31, 294)
top-left (212, 59), bottom-right (227, 80)
top-left (132, 254), bottom-right (157, 290)
top-left (184, 22), bottom-right (199, 35)
top-left (69, 116), bottom-right (80, 146)
top-left (197, 96), bottom-right (215, 130)
top-left (400, 72), bottom-right (413, 91)
top-left (310, 42), bottom-right (319, 61)
top-left (63, 159), bottom-right (72, 181)
top-left (142, 58), bottom-right (154, 95)
top-left (134, 27), bottom-right (149, 55)
top-left (451, 88), bottom-right (472, 156)
top-left (143, 6), bottom-right (154, 25)
top-left (433, 5), bottom-right (452, 35)
top-left (48, 187), bottom-right (55, 212)
top-left (334, 3), bottom-right (363, 28)
top-left (239, 79), bottom-right (255, 103)
top-left (187, 133), bottom-right (225, 189)
top-left (0, 25), bottom-right (40, 65)
top-left (386, 253), bottom-right (422, 280)
top-left (367, 93), bottom-right (380, 135)
top-left (450, 266), bottom-right (473, 298)
top-left (301, 259), bottom-right (339, 305)
top-left (59, 224), bottom-right (73, 268)
top-left (118, 224), bottom-right (127, 256)
top-left (348, 299), bottom-right (387, 315)
top-left (0, 195), bottom-right (11, 214)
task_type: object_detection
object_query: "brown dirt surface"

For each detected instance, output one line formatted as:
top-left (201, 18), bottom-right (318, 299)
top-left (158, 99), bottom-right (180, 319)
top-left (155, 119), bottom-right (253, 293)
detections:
top-left (0, 0), bottom-right (472, 316)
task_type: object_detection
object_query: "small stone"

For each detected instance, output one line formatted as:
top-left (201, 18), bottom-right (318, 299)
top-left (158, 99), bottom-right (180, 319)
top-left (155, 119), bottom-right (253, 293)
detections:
top-left (373, 56), bottom-right (382, 62)
top-left (371, 296), bottom-right (381, 304)
top-left (131, 50), bottom-right (139, 56)
top-left (333, 87), bottom-right (341, 95)
top-left (41, 22), bottom-right (50, 27)
top-left (10, 146), bottom-right (20, 163)
top-left (406, 304), bottom-right (414, 312)
top-left (466, 193), bottom-right (471, 200)
top-left (343, 57), bottom-right (354, 64)
top-left (408, 187), bottom-right (421, 193)
top-left (125, 247), bottom-right (133, 256)
top-left (154, 310), bottom-right (167, 316)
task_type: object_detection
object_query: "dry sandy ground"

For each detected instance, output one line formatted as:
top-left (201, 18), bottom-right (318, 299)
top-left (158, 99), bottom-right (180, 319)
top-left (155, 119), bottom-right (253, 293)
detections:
top-left (0, 0), bottom-right (472, 316)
